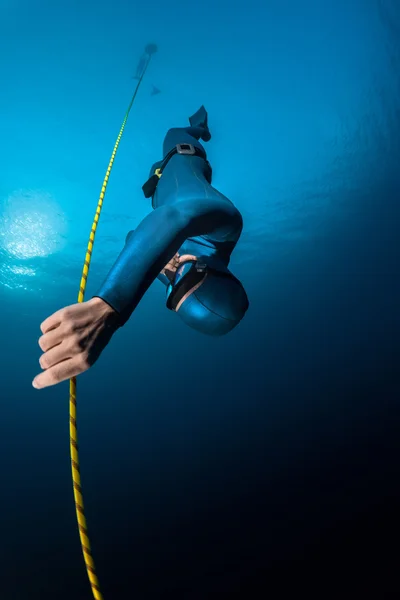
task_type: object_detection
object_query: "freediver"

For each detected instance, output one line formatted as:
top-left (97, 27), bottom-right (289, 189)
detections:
top-left (32, 106), bottom-right (249, 389)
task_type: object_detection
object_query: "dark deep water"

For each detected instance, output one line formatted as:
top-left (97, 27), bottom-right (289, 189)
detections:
top-left (0, 0), bottom-right (399, 598)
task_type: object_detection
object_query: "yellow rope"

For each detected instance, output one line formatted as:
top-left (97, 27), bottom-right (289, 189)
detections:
top-left (69, 54), bottom-right (152, 600)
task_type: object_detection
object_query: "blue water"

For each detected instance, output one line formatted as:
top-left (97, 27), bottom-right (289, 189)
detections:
top-left (1, 0), bottom-right (399, 598)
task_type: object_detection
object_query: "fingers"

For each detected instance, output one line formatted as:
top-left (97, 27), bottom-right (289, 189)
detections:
top-left (33, 355), bottom-right (90, 390)
top-left (38, 327), bottom-right (64, 352)
top-left (39, 342), bottom-right (70, 370)
top-left (34, 300), bottom-right (113, 390)
top-left (178, 254), bottom-right (197, 264)
top-left (40, 305), bottom-right (75, 334)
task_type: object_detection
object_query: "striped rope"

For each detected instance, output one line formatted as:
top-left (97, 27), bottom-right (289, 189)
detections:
top-left (69, 54), bottom-right (153, 600)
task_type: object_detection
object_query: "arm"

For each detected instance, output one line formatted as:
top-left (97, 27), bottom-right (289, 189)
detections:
top-left (32, 199), bottom-right (240, 389)
top-left (94, 199), bottom-right (240, 326)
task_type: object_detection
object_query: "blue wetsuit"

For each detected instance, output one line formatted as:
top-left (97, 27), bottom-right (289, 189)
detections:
top-left (95, 119), bottom-right (245, 328)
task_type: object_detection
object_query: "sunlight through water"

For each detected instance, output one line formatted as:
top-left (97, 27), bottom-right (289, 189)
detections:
top-left (0, 189), bottom-right (67, 289)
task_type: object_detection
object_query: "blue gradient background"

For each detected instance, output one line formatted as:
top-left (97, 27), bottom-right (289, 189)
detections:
top-left (0, 0), bottom-right (399, 598)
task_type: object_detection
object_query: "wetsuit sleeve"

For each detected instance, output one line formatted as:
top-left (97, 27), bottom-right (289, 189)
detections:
top-left (93, 199), bottom-right (241, 326)
top-left (122, 230), bottom-right (184, 287)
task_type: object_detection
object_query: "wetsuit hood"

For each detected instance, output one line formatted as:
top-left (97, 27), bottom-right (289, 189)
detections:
top-left (167, 256), bottom-right (249, 336)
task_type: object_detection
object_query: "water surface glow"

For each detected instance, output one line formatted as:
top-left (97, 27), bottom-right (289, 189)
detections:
top-left (0, 189), bottom-right (67, 260)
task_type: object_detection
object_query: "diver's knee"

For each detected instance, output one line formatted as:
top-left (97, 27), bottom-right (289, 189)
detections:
top-left (125, 230), bottom-right (135, 244)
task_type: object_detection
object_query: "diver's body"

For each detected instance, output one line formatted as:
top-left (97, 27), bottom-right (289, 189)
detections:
top-left (95, 106), bottom-right (247, 332)
top-left (149, 123), bottom-right (242, 277)
top-left (32, 107), bottom-right (249, 390)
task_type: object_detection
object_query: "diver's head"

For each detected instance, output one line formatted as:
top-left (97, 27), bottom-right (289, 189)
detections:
top-left (166, 257), bottom-right (249, 336)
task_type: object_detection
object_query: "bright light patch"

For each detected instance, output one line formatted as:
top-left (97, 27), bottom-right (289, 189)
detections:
top-left (8, 265), bottom-right (36, 276)
top-left (0, 189), bottom-right (67, 259)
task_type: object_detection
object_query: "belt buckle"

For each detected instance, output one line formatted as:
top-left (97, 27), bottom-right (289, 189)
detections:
top-left (176, 143), bottom-right (196, 155)
top-left (195, 262), bottom-right (207, 272)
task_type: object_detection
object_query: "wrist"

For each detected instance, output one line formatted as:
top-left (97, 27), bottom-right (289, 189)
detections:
top-left (90, 296), bottom-right (120, 325)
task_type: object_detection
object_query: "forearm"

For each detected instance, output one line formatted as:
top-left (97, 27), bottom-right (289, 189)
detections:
top-left (94, 198), bottom-right (236, 325)
top-left (94, 205), bottom-right (188, 325)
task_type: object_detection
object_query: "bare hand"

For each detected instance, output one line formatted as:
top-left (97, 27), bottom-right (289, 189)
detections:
top-left (160, 253), bottom-right (197, 282)
top-left (32, 297), bottom-right (119, 390)
top-left (161, 253), bottom-right (181, 282)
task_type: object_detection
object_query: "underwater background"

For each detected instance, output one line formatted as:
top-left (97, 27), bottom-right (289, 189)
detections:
top-left (0, 0), bottom-right (399, 598)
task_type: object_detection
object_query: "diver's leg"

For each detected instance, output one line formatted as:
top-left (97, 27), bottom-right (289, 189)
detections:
top-left (188, 105), bottom-right (211, 141)
top-left (162, 106), bottom-right (211, 161)
top-left (185, 126), bottom-right (209, 141)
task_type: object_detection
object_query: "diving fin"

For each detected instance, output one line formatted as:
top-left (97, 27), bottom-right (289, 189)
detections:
top-left (189, 105), bottom-right (211, 141)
